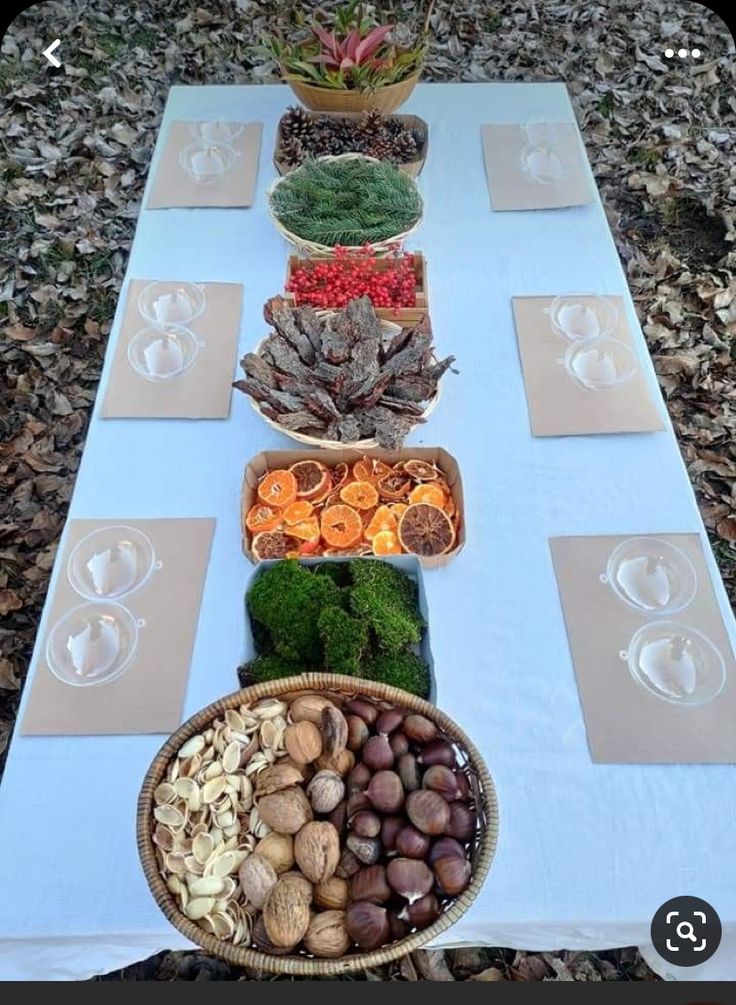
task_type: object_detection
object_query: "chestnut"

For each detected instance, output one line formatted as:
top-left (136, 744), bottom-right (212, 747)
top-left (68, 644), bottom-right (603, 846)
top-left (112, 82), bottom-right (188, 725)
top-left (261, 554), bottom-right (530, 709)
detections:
top-left (398, 893), bottom-right (440, 929)
top-left (406, 789), bottom-right (450, 835)
top-left (346, 714), bottom-right (370, 752)
top-left (346, 901), bottom-right (389, 950)
top-left (366, 770), bottom-right (404, 813)
top-left (335, 848), bottom-right (361, 878)
top-left (376, 709), bottom-right (404, 736)
top-left (350, 864), bottom-right (391, 904)
top-left (347, 762), bottom-right (371, 793)
top-left (428, 836), bottom-right (466, 865)
top-left (386, 857), bottom-right (434, 904)
top-left (351, 810), bottom-right (381, 838)
top-left (380, 815), bottom-right (404, 852)
top-left (403, 714), bottom-right (438, 744)
top-left (446, 801), bottom-right (476, 842)
top-left (395, 824), bottom-right (431, 860)
top-left (389, 731), bottom-right (410, 757)
top-left (397, 753), bottom-right (420, 792)
top-left (422, 764), bottom-right (460, 802)
top-left (362, 735), bottom-right (394, 771)
top-left (433, 854), bottom-right (471, 896)
top-left (455, 770), bottom-right (471, 802)
top-left (328, 799), bottom-right (347, 836)
top-left (345, 698), bottom-right (378, 726)
top-left (417, 738), bottom-right (456, 768)
top-left (346, 833), bottom-right (382, 865)
top-left (388, 911), bottom-right (410, 941)
top-left (346, 791), bottom-right (371, 817)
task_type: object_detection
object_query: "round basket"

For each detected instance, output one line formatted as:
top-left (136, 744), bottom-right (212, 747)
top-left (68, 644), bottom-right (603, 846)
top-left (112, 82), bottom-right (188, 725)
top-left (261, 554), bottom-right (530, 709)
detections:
top-left (137, 673), bottom-right (499, 976)
top-left (286, 72), bottom-right (420, 115)
top-left (247, 321), bottom-right (441, 450)
top-left (267, 154), bottom-right (423, 258)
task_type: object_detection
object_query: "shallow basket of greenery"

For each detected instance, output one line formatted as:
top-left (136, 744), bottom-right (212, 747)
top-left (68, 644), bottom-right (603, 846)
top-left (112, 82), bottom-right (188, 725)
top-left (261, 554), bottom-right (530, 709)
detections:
top-left (267, 154), bottom-right (423, 256)
top-left (239, 556), bottom-right (436, 701)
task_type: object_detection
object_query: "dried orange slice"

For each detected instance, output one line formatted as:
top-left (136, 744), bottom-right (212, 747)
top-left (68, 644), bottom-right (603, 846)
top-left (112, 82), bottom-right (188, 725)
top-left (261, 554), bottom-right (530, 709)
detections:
top-left (390, 503), bottom-right (409, 520)
top-left (352, 457), bottom-right (374, 482)
top-left (258, 469), bottom-right (297, 509)
top-left (373, 460), bottom-right (393, 481)
top-left (321, 504), bottom-right (363, 548)
top-left (299, 536), bottom-right (321, 556)
top-left (372, 530), bottom-right (401, 556)
top-left (377, 472), bottom-right (411, 501)
top-left (340, 480), bottom-right (379, 511)
top-left (289, 459), bottom-right (329, 500)
top-left (403, 459), bottom-right (439, 481)
top-left (283, 500), bottom-right (314, 525)
top-left (310, 482), bottom-right (333, 506)
top-left (398, 503), bottom-right (456, 557)
top-left (409, 483), bottom-right (447, 508)
top-left (332, 462), bottom-right (349, 490)
top-left (245, 503), bottom-right (282, 534)
top-left (288, 517), bottom-right (320, 541)
top-left (364, 505), bottom-right (398, 541)
top-left (251, 530), bottom-right (296, 561)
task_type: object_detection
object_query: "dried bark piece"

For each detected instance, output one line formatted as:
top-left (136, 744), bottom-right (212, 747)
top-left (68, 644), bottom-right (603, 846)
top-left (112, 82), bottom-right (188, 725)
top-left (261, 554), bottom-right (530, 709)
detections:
top-left (264, 296), bottom-right (316, 365)
top-left (277, 411), bottom-right (323, 432)
top-left (306, 389), bottom-right (342, 422)
top-left (294, 305), bottom-right (325, 354)
top-left (239, 352), bottom-right (279, 389)
top-left (320, 315), bottom-right (353, 364)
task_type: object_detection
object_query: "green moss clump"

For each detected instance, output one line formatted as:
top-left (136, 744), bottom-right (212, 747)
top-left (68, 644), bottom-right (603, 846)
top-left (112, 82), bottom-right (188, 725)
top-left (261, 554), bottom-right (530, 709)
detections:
top-left (245, 558), bottom-right (431, 698)
top-left (318, 606), bottom-right (369, 676)
top-left (243, 654), bottom-right (303, 684)
top-left (364, 651), bottom-right (431, 699)
top-left (247, 560), bottom-right (343, 664)
top-left (349, 559), bottom-right (423, 654)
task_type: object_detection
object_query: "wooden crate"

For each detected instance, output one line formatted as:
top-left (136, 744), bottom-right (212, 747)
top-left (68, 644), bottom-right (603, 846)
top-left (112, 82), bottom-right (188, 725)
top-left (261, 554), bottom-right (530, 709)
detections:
top-left (283, 251), bottom-right (429, 326)
top-left (273, 111), bottom-right (428, 178)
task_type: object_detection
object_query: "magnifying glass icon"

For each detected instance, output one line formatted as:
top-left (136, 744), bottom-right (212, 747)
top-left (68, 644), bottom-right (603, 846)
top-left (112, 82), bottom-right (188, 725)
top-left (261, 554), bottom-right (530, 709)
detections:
top-left (676, 920), bottom-right (698, 942)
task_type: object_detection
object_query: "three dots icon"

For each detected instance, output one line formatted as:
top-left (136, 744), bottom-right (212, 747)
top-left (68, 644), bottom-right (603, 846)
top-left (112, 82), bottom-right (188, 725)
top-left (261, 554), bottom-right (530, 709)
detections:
top-left (664, 47), bottom-right (701, 58)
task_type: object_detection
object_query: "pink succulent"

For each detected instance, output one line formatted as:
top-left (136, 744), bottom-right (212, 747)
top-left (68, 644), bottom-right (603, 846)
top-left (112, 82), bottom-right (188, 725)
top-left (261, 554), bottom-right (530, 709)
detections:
top-left (310, 23), bottom-right (394, 70)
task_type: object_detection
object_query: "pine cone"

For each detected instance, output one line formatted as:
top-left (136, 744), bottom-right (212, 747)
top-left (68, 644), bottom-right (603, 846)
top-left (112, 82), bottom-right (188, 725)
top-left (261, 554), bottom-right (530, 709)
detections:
top-left (280, 136), bottom-right (306, 168)
top-left (365, 136), bottom-right (395, 161)
top-left (391, 132), bottom-right (420, 163)
top-left (359, 109), bottom-right (386, 137)
top-left (281, 106), bottom-right (316, 142)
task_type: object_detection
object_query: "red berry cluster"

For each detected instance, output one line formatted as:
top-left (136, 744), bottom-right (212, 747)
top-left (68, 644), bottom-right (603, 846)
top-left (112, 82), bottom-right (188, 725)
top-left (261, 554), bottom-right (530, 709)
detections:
top-left (287, 245), bottom-right (417, 310)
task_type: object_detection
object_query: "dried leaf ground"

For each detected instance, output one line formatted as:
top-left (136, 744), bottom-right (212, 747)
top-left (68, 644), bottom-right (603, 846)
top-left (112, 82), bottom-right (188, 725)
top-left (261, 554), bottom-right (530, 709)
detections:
top-left (1, 0), bottom-right (734, 983)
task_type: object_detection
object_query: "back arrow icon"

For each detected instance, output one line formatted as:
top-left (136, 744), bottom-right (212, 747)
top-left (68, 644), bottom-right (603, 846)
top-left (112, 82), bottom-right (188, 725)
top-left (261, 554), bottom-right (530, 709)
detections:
top-left (42, 39), bottom-right (61, 67)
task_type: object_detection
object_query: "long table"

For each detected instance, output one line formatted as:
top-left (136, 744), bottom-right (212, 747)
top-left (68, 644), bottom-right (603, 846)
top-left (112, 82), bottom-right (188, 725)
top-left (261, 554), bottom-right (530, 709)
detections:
top-left (1, 83), bottom-right (734, 981)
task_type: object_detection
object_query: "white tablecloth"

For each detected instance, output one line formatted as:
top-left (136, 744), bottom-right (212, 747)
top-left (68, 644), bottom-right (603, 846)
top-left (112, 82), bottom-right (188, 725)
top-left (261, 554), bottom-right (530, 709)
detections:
top-left (1, 83), bottom-right (734, 982)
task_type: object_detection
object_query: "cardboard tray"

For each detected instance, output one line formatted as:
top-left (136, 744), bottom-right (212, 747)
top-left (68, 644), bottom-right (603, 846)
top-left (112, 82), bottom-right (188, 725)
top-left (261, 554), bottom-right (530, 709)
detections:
top-left (241, 446), bottom-right (465, 569)
top-left (283, 252), bottom-right (429, 326)
top-left (242, 554), bottom-right (437, 703)
top-left (273, 111), bottom-right (428, 178)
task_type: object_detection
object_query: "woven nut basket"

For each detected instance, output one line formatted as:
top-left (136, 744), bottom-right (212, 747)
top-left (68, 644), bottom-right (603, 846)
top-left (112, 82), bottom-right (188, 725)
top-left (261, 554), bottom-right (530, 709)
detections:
top-left (267, 153), bottom-right (423, 258)
top-left (137, 673), bottom-right (499, 976)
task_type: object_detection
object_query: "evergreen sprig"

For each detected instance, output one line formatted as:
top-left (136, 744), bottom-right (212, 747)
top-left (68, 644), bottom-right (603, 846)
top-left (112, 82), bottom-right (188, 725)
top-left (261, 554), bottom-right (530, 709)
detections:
top-left (270, 156), bottom-right (423, 246)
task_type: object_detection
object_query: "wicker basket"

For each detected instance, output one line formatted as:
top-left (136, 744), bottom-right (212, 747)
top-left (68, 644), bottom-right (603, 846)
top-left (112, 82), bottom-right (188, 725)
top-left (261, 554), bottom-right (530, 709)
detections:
top-left (267, 153), bottom-right (422, 258)
top-left (137, 673), bottom-right (499, 976)
top-left (247, 322), bottom-right (440, 450)
top-left (273, 112), bottom-right (428, 179)
top-left (285, 72), bottom-right (420, 115)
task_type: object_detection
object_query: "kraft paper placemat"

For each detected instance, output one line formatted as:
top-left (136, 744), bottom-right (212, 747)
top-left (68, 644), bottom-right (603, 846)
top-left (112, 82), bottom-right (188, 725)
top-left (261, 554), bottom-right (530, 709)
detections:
top-left (512, 295), bottom-right (664, 436)
top-left (147, 121), bottom-right (262, 208)
top-left (481, 123), bottom-right (593, 210)
top-left (101, 280), bottom-right (243, 419)
top-left (550, 534), bottom-right (736, 763)
top-left (22, 518), bottom-right (215, 736)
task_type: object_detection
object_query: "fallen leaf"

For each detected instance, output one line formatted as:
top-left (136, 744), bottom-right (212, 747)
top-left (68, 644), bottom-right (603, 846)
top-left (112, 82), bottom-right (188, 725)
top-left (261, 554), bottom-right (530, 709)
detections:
top-left (3, 323), bottom-right (35, 342)
top-left (0, 590), bottom-right (23, 615)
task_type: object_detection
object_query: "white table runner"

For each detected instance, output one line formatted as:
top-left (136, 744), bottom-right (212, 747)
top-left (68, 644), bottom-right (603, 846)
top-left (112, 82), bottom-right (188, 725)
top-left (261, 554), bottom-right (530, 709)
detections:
top-left (1, 82), bottom-right (734, 981)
